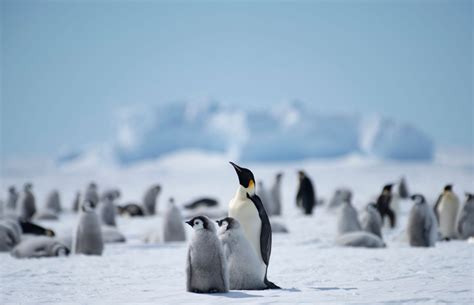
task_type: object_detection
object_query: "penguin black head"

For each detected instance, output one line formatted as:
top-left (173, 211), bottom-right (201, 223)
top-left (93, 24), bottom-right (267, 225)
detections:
top-left (88, 182), bottom-right (97, 189)
top-left (8, 186), bottom-right (16, 194)
top-left (276, 172), bottom-right (283, 180)
top-left (465, 193), bottom-right (474, 201)
top-left (24, 183), bottom-right (33, 191)
top-left (444, 185), bottom-right (453, 192)
top-left (81, 200), bottom-right (95, 212)
top-left (297, 170), bottom-right (306, 180)
top-left (230, 162), bottom-right (255, 193)
top-left (410, 194), bottom-right (426, 205)
top-left (216, 217), bottom-right (239, 231)
top-left (186, 216), bottom-right (213, 231)
top-left (382, 184), bottom-right (394, 193)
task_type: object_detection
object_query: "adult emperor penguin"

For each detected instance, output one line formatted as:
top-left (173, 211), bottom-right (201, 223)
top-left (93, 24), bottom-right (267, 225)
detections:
top-left (73, 200), bottom-right (104, 255)
top-left (456, 193), bottom-right (474, 240)
top-left (185, 216), bottom-right (229, 293)
top-left (11, 236), bottom-right (70, 258)
top-left (337, 200), bottom-right (362, 235)
top-left (228, 162), bottom-right (280, 289)
top-left (6, 186), bottom-right (18, 211)
top-left (296, 170), bottom-right (316, 215)
top-left (217, 217), bottom-right (267, 290)
top-left (270, 172), bottom-right (283, 216)
top-left (45, 190), bottom-right (62, 214)
top-left (375, 184), bottom-right (396, 228)
top-left (162, 198), bottom-right (186, 242)
top-left (407, 194), bottom-right (437, 247)
top-left (361, 203), bottom-right (383, 239)
top-left (434, 185), bottom-right (460, 240)
top-left (18, 183), bottom-right (36, 221)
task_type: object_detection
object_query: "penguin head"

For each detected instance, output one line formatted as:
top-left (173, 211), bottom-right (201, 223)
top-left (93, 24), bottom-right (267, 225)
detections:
top-left (230, 162), bottom-right (256, 195)
top-left (276, 172), bottom-right (283, 181)
top-left (81, 200), bottom-right (95, 212)
top-left (186, 216), bottom-right (214, 232)
top-left (465, 193), bottom-right (474, 201)
top-left (24, 183), bottom-right (33, 191)
top-left (382, 184), bottom-right (393, 194)
top-left (88, 182), bottom-right (97, 190)
top-left (410, 194), bottom-right (426, 205)
top-left (8, 186), bottom-right (16, 194)
top-left (297, 170), bottom-right (306, 180)
top-left (443, 184), bottom-right (453, 192)
top-left (216, 217), bottom-right (239, 233)
top-left (168, 197), bottom-right (175, 207)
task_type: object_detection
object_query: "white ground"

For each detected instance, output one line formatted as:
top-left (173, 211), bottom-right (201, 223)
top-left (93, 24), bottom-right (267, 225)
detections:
top-left (1, 151), bottom-right (473, 304)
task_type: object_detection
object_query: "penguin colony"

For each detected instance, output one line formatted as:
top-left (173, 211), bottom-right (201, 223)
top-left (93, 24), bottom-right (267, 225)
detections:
top-left (1, 166), bottom-right (473, 294)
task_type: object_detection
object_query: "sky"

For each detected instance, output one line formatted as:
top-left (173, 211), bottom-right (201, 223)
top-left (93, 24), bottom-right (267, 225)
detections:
top-left (1, 0), bottom-right (472, 159)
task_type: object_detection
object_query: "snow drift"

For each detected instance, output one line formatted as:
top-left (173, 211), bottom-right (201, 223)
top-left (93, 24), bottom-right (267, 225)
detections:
top-left (57, 101), bottom-right (434, 165)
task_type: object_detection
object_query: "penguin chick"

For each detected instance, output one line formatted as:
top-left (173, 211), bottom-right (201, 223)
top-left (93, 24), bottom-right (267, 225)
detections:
top-left (270, 172), bottom-right (283, 216)
top-left (73, 200), bottom-right (104, 255)
top-left (185, 216), bottom-right (228, 293)
top-left (361, 203), bottom-right (383, 239)
top-left (163, 198), bottom-right (186, 242)
top-left (337, 200), bottom-right (362, 236)
top-left (19, 183), bottom-right (36, 221)
top-left (217, 217), bottom-right (267, 290)
top-left (84, 183), bottom-right (99, 208)
top-left (143, 184), bottom-right (161, 215)
top-left (336, 231), bottom-right (386, 248)
top-left (45, 190), bottom-right (62, 214)
top-left (407, 194), bottom-right (438, 247)
top-left (98, 193), bottom-right (117, 227)
top-left (11, 236), bottom-right (70, 258)
top-left (328, 188), bottom-right (352, 210)
top-left (456, 193), bottom-right (474, 240)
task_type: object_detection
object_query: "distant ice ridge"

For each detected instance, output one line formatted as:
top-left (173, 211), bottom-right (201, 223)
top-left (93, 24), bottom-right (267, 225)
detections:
top-left (57, 101), bottom-right (434, 165)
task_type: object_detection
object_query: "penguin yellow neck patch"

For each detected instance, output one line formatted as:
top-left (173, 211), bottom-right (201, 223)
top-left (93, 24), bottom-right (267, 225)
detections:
top-left (248, 180), bottom-right (255, 189)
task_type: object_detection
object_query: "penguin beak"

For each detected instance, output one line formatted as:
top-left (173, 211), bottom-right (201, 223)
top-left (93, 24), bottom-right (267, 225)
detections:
top-left (230, 161), bottom-right (242, 173)
top-left (185, 220), bottom-right (193, 227)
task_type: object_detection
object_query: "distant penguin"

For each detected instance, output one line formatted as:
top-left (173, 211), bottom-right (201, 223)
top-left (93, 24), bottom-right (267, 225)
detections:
top-left (98, 193), bottom-right (117, 227)
top-left (337, 200), bottom-right (362, 235)
top-left (257, 181), bottom-right (273, 216)
top-left (398, 177), bottom-right (410, 199)
top-left (407, 194), bottom-right (438, 247)
top-left (435, 185), bottom-right (460, 240)
top-left (0, 220), bottom-right (22, 251)
top-left (270, 172), bottom-right (283, 216)
top-left (162, 198), bottom-right (186, 242)
top-left (143, 184), bottom-right (161, 215)
top-left (217, 217), bottom-right (267, 290)
top-left (361, 203), bottom-right (383, 239)
top-left (184, 198), bottom-right (219, 210)
top-left (102, 189), bottom-right (121, 202)
top-left (19, 220), bottom-right (55, 237)
top-left (72, 191), bottom-right (81, 212)
top-left (375, 184), bottom-right (396, 228)
top-left (328, 188), bottom-right (352, 210)
top-left (84, 183), bottom-right (99, 208)
top-left (45, 190), bottom-right (62, 214)
top-left (185, 216), bottom-right (229, 293)
top-left (296, 170), bottom-right (316, 215)
top-left (456, 193), bottom-right (474, 240)
top-left (11, 236), bottom-right (70, 258)
top-left (73, 200), bottom-right (104, 255)
top-left (6, 186), bottom-right (18, 211)
top-left (18, 183), bottom-right (36, 221)
top-left (228, 162), bottom-right (280, 289)
top-left (118, 203), bottom-right (145, 217)
top-left (336, 231), bottom-right (386, 248)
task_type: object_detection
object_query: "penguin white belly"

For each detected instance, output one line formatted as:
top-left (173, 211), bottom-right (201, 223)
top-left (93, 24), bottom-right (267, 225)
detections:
top-left (228, 198), bottom-right (263, 264)
top-left (437, 198), bottom-right (459, 238)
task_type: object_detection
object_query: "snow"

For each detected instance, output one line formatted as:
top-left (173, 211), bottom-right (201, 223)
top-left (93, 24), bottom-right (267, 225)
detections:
top-left (57, 101), bottom-right (435, 165)
top-left (1, 151), bottom-right (473, 304)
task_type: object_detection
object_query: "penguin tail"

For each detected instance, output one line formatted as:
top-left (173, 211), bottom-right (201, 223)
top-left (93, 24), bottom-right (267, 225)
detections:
top-left (264, 277), bottom-right (281, 289)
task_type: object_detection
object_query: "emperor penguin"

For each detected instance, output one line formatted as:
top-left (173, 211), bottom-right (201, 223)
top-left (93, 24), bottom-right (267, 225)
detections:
top-left (98, 192), bottom-right (117, 227)
top-left (11, 236), bottom-right (70, 258)
top-left (407, 194), bottom-right (438, 247)
top-left (361, 203), bottom-right (383, 239)
top-left (185, 216), bottom-right (229, 293)
top-left (143, 184), bottom-right (161, 215)
top-left (336, 231), bottom-right (386, 248)
top-left (0, 220), bottom-right (22, 251)
top-left (72, 191), bottom-right (81, 212)
top-left (456, 193), bottom-right (474, 240)
top-left (434, 185), bottom-right (460, 240)
top-left (118, 203), bottom-right (145, 217)
top-left (228, 162), bottom-right (280, 289)
top-left (257, 181), bottom-right (273, 216)
top-left (328, 188), bottom-right (352, 210)
top-left (6, 186), bottom-right (18, 211)
top-left (45, 190), bottom-right (62, 214)
top-left (84, 182), bottom-right (99, 208)
top-left (217, 217), bottom-right (267, 290)
top-left (162, 198), bottom-right (186, 242)
top-left (398, 177), bottom-right (410, 199)
top-left (270, 172), bottom-right (283, 216)
top-left (375, 184), bottom-right (396, 228)
top-left (18, 183), bottom-right (36, 221)
top-left (296, 170), bottom-right (316, 215)
top-left (73, 200), bottom-right (104, 255)
top-left (337, 200), bottom-right (362, 235)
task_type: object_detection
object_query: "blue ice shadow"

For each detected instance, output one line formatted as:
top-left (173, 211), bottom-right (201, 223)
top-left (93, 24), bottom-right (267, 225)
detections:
top-left (311, 287), bottom-right (357, 291)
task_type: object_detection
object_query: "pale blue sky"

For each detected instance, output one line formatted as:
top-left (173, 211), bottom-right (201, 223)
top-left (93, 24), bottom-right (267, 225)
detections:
top-left (1, 0), bottom-right (472, 158)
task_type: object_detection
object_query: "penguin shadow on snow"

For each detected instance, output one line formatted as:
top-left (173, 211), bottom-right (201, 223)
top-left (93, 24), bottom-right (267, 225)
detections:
top-left (208, 288), bottom-right (301, 298)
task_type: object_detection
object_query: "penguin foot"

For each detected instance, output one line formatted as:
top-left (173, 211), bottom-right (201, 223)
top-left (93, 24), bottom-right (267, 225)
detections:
top-left (264, 278), bottom-right (281, 289)
top-left (442, 237), bottom-right (451, 241)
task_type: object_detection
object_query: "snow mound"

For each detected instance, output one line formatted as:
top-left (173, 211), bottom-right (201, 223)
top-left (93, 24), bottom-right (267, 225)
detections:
top-left (57, 101), bottom-right (434, 165)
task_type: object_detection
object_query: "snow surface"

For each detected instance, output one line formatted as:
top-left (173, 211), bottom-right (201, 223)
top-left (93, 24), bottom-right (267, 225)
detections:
top-left (57, 101), bottom-right (434, 165)
top-left (1, 151), bottom-right (473, 304)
